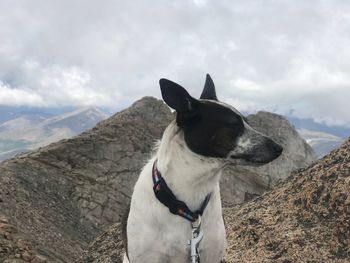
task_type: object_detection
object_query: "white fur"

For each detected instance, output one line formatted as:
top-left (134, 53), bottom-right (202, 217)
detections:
top-left (229, 122), bottom-right (267, 159)
top-left (125, 120), bottom-right (227, 263)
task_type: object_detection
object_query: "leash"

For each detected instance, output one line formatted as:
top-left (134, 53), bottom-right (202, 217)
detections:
top-left (152, 159), bottom-right (211, 262)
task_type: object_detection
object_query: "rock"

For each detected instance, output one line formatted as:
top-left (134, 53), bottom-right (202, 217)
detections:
top-left (0, 216), bottom-right (9, 223)
top-left (21, 251), bottom-right (33, 261)
top-left (30, 255), bottom-right (47, 263)
top-left (0, 223), bottom-right (17, 234)
top-left (4, 259), bottom-right (28, 263)
top-left (0, 215), bottom-right (43, 263)
top-left (16, 239), bottom-right (29, 251)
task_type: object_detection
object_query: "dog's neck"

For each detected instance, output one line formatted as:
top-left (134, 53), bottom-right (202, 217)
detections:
top-left (155, 120), bottom-right (224, 210)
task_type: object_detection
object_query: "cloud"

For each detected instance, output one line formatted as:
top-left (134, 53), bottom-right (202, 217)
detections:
top-left (0, 0), bottom-right (350, 126)
top-left (0, 81), bottom-right (43, 106)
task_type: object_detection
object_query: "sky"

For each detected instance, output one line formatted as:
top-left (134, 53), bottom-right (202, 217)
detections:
top-left (1, 0), bottom-right (350, 127)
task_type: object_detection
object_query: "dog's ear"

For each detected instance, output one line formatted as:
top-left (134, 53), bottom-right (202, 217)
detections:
top-left (160, 78), bottom-right (197, 112)
top-left (159, 78), bottom-right (200, 126)
top-left (200, 74), bottom-right (218, 101)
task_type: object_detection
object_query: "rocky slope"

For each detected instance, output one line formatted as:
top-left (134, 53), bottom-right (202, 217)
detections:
top-left (0, 215), bottom-right (48, 263)
top-left (77, 138), bottom-right (350, 263)
top-left (0, 97), bottom-right (315, 262)
top-left (0, 97), bottom-right (173, 262)
top-left (225, 137), bottom-right (350, 262)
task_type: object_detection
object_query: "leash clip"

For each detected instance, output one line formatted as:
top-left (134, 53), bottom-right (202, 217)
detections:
top-left (188, 215), bottom-right (203, 263)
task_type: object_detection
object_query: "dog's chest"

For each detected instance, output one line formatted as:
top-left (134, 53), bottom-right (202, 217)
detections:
top-left (128, 211), bottom-right (226, 263)
top-left (127, 171), bottom-right (226, 263)
top-left (161, 221), bottom-right (225, 263)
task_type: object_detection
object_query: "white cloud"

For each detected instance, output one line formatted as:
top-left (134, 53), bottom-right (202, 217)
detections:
top-left (0, 0), bottom-right (350, 127)
top-left (193, 0), bottom-right (208, 7)
top-left (0, 81), bottom-right (43, 106)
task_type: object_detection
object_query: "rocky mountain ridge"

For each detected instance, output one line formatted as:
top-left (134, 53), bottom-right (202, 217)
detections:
top-left (0, 97), bottom-right (316, 262)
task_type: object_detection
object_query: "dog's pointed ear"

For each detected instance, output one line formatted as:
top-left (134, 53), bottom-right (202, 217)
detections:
top-left (160, 78), bottom-right (200, 126)
top-left (160, 78), bottom-right (197, 112)
top-left (200, 74), bottom-right (218, 101)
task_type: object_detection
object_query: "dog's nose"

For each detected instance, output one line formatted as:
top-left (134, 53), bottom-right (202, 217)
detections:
top-left (265, 138), bottom-right (283, 158)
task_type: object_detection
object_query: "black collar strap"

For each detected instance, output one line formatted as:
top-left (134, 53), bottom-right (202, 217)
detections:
top-left (152, 159), bottom-right (211, 222)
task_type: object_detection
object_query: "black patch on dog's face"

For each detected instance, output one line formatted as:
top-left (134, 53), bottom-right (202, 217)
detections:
top-left (182, 101), bottom-right (244, 158)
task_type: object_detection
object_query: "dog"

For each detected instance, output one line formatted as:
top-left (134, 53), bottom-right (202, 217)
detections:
top-left (124, 74), bottom-right (283, 263)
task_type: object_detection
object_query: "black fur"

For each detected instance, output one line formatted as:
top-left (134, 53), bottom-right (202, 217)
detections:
top-left (183, 100), bottom-right (244, 158)
top-left (159, 78), bottom-right (202, 127)
top-left (200, 74), bottom-right (218, 101)
top-left (160, 76), bottom-right (244, 158)
top-left (159, 78), bottom-right (197, 113)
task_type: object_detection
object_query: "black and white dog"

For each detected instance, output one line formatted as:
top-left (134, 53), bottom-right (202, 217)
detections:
top-left (124, 75), bottom-right (283, 263)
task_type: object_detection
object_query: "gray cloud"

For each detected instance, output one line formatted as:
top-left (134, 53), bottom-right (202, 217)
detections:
top-left (1, 0), bottom-right (350, 126)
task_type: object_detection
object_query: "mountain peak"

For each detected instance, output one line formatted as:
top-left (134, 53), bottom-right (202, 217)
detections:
top-left (43, 106), bottom-right (108, 125)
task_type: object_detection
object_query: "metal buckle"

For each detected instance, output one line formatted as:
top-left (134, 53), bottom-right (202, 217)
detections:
top-left (188, 215), bottom-right (203, 263)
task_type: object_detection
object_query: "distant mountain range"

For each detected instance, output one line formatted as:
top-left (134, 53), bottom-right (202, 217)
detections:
top-left (286, 117), bottom-right (349, 158)
top-left (0, 105), bottom-right (349, 161)
top-left (0, 107), bottom-right (108, 161)
top-left (0, 105), bottom-right (75, 125)
top-left (287, 116), bottom-right (350, 138)
top-left (296, 128), bottom-right (344, 158)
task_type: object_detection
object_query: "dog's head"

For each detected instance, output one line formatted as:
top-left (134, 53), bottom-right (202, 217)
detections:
top-left (159, 74), bottom-right (283, 165)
